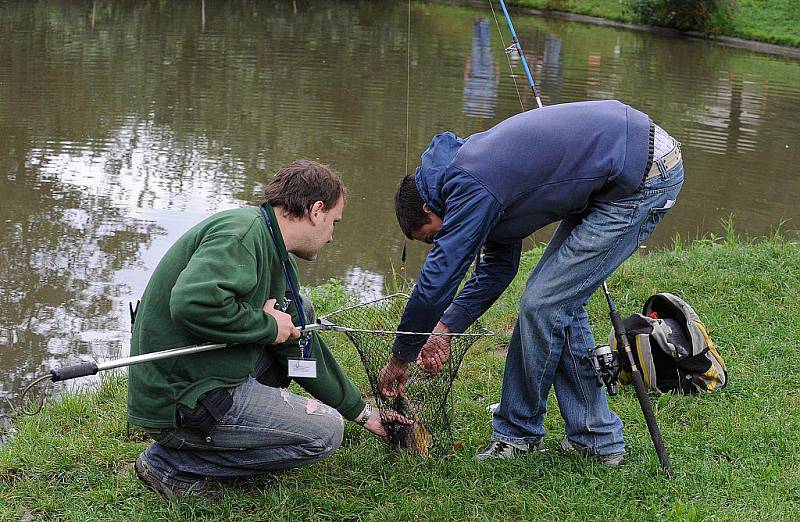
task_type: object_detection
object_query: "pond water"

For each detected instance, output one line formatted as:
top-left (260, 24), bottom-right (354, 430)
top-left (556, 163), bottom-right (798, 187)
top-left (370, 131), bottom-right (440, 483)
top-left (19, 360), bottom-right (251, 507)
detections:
top-left (1, 0), bottom-right (798, 415)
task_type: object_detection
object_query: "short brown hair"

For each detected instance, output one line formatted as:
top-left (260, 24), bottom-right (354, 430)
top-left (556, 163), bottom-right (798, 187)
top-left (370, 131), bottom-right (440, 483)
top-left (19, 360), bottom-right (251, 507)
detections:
top-left (262, 160), bottom-right (346, 218)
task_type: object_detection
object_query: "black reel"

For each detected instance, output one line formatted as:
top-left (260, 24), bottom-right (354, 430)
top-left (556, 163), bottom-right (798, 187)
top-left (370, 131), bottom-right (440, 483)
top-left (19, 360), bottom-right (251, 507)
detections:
top-left (582, 344), bottom-right (622, 396)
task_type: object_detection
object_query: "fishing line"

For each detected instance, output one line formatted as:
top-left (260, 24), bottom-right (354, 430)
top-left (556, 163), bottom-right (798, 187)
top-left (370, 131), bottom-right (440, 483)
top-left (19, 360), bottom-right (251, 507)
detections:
top-left (404, 0), bottom-right (412, 176)
top-left (488, 0), bottom-right (525, 112)
top-left (400, 0), bottom-right (412, 269)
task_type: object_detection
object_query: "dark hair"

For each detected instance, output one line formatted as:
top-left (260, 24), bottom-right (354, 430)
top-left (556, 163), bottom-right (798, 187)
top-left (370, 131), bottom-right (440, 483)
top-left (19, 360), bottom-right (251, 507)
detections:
top-left (262, 160), bottom-right (346, 218)
top-left (395, 172), bottom-right (430, 239)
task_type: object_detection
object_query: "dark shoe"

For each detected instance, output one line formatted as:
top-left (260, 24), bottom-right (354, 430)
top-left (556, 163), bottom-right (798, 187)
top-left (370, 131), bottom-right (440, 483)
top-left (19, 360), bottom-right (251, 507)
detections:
top-left (557, 439), bottom-right (626, 468)
top-left (474, 440), bottom-right (544, 461)
top-left (134, 454), bottom-right (215, 499)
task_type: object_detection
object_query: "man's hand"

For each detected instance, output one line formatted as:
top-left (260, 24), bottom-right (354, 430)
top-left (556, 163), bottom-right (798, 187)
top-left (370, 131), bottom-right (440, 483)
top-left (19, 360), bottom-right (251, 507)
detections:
top-left (263, 298), bottom-right (300, 344)
top-left (416, 322), bottom-right (452, 374)
top-left (362, 409), bottom-right (414, 443)
top-left (417, 335), bottom-right (451, 374)
top-left (378, 355), bottom-right (410, 398)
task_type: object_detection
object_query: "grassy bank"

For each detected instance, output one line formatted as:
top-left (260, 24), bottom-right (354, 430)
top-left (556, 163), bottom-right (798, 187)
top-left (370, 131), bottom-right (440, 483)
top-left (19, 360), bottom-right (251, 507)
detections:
top-left (507, 0), bottom-right (800, 48)
top-left (2, 233), bottom-right (800, 520)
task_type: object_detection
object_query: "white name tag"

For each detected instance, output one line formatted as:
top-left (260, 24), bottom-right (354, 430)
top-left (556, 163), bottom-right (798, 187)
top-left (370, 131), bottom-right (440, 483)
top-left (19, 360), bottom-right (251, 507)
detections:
top-left (664, 199), bottom-right (676, 209)
top-left (287, 358), bottom-right (317, 379)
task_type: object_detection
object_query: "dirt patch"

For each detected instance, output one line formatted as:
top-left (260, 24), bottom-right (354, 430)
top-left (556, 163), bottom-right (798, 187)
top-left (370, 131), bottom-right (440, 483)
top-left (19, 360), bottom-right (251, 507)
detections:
top-left (488, 346), bottom-right (508, 359)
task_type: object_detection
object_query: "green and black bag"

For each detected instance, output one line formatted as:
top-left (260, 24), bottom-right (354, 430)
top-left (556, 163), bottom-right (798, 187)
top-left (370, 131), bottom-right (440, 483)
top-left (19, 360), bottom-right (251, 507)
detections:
top-left (610, 293), bottom-right (728, 394)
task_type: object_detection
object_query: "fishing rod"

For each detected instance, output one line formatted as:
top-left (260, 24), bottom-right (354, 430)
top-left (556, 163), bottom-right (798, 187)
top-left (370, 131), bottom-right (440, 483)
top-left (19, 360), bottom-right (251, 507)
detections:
top-left (489, 1), bottom-right (672, 476)
top-left (496, 0), bottom-right (543, 109)
top-left (599, 283), bottom-right (673, 477)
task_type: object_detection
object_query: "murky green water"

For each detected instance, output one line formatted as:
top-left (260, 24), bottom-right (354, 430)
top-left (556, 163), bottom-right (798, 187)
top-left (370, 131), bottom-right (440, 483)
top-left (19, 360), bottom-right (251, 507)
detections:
top-left (1, 0), bottom-right (798, 416)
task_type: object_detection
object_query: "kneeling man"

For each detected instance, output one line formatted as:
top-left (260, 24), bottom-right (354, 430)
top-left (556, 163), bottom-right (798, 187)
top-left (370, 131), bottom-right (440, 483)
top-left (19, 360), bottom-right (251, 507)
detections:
top-left (129, 160), bottom-right (401, 498)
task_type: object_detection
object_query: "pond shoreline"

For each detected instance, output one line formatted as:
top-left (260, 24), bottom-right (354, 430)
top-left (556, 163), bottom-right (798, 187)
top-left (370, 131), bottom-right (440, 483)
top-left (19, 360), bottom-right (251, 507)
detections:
top-left (444, 0), bottom-right (800, 59)
top-left (2, 235), bottom-right (799, 519)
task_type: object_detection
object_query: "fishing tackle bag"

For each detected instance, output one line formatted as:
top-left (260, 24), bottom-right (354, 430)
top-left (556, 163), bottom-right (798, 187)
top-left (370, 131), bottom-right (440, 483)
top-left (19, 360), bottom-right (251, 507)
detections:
top-left (610, 292), bottom-right (728, 394)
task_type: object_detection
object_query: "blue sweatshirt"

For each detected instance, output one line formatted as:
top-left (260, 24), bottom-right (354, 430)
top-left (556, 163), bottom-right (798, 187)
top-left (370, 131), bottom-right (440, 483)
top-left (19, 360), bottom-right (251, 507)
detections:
top-left (393, 100), bottom-right (652, 361)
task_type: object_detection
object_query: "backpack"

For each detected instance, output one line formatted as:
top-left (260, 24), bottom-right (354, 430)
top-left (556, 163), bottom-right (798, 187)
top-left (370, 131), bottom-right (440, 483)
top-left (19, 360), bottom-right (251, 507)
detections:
top-left (609, 293), bottom-right (728, 394)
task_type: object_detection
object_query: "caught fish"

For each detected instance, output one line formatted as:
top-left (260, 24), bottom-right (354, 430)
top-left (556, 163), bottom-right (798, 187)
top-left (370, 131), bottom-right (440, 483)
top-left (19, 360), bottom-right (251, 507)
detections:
top-left (386, 396), bottom-right (433, 457)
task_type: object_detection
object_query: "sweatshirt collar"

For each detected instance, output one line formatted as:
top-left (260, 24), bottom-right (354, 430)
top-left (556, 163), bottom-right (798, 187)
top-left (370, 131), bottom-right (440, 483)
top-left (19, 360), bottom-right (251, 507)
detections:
top-left (260, 203), bottom-right (290, 262)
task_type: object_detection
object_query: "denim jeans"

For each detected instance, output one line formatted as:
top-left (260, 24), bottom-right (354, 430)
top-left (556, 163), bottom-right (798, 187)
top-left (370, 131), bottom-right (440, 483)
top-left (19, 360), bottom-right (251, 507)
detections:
top-left (492, 158), bottom-right (685, 455)
top-left (140, 377), bottom-right (344, 490)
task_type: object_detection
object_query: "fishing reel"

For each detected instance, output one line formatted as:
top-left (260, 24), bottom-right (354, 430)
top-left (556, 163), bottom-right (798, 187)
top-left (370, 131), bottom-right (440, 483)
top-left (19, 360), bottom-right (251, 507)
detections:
top-left (581, 344), bottom-right (622, 396)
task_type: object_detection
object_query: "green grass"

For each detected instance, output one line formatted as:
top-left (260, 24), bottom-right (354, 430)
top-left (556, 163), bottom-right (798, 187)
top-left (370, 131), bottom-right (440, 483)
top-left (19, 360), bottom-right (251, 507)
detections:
top-left (2, 232), bottom-right (800, 520)
top-left (507, 0), bottom-right (632, 23)
top-left (507, 0), bottom-right (800, 47)
top-left (725, 0), bottom-right (800, 46)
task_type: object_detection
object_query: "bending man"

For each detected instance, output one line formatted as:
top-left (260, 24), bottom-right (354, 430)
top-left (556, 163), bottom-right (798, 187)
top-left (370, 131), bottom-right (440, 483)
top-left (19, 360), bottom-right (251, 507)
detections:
top-left (379, 100), bottom-right (684, 465)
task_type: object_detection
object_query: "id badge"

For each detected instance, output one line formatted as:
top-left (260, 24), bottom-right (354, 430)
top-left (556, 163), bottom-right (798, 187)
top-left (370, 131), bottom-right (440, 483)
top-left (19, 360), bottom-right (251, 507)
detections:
top-left (288, 357), bottom-right (317, 379)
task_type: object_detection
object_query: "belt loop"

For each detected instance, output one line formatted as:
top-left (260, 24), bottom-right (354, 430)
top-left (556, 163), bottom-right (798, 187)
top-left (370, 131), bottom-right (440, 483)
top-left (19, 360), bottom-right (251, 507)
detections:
top-left (656, 157), bottom-right (668, 180)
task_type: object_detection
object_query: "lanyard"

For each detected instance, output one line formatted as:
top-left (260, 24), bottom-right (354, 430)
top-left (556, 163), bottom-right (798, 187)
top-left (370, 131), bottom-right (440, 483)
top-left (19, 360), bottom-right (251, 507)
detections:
top-left (259, 204), bottom-right (312, 358)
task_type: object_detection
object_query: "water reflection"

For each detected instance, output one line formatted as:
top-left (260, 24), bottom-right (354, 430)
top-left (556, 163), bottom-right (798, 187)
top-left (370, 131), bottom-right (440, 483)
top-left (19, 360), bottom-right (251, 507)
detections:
top-left (0, 0), bottom-right (798, 414)
top-left (0, 128), bottom-right (158, 409)
top-left (541, 35), bottom-right (563, 89)
top-left (463, 19), bottom-right (499, 118)
top-left (342, 267), bottom-right (387, 302)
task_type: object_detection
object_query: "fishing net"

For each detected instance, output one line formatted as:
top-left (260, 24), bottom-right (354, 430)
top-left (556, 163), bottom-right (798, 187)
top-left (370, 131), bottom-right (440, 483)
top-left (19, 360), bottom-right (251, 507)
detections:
top-left (320, 293), bottom-right (490, 457)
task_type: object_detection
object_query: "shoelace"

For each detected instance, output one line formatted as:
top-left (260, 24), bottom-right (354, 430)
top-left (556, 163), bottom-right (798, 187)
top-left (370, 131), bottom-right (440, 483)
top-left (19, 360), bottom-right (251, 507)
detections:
top-left (491, 441), bottom-right (511, 454)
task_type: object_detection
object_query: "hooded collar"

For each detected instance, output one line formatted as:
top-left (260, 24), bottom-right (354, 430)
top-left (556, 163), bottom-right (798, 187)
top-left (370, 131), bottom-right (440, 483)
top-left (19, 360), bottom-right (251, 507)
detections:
top-left (414, 131), bottom-right (464, 218)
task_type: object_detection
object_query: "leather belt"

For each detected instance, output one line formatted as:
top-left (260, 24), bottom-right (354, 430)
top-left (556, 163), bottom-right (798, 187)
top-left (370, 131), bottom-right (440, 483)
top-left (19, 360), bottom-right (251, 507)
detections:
top-left (645, 145), bottom-right (682, 180)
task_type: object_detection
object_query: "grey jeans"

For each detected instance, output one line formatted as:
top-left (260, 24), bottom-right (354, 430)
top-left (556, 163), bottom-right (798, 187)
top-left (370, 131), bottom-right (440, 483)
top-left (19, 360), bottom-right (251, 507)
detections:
top-left (140, 377), bottom-right (344, 490)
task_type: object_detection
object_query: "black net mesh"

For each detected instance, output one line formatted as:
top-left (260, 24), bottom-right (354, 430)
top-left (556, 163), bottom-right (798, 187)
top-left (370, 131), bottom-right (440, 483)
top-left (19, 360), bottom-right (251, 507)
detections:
top-left (321, 293), bottom-right (489, 457)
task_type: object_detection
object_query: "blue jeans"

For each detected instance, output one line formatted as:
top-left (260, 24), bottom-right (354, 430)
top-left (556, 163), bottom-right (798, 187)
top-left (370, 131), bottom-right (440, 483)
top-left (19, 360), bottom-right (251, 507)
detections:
top-left (492, 159), bottom-right (685, 455)
top-left (140, 377), bottom-right (344, 490)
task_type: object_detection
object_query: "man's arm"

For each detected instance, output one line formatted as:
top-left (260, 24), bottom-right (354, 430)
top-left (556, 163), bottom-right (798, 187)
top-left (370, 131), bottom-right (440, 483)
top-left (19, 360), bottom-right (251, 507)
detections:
top-left (414, 241), bottom-right (521, 374)
top-left (169, 234), bottom-right (280, 345)
top-left (392, 178), bottom-right (502, 362)
top-left (439, 238), bottom-right (522, 333)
